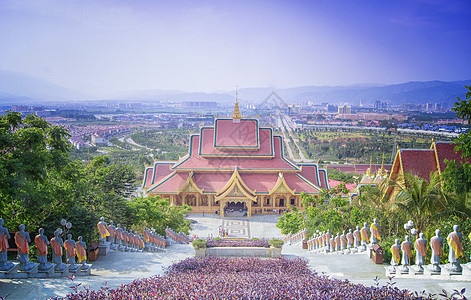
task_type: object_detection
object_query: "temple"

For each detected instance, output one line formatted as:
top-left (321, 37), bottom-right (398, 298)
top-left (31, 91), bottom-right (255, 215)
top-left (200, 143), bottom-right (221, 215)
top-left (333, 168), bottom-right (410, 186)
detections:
top-left (354, 140), bottom-right (471, 200)
top-left (142, 101), bottom-right (329, 216)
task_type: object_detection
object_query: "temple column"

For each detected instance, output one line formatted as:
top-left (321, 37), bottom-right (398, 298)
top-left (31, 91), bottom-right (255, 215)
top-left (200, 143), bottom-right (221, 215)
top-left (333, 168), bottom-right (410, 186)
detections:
top-left (209, 195), bottom-right (213, 211)
top-left (248, 201), bottom-right (252, 217)
top-left (196, 193), bottom-right (200, 212)
top-left (271, 195), bottom-right (275, 209)
top-left (261, 195), bottom-right (264, 212)
top-left (170, 195), bottom-right (175, 206)
top-left (220, 200), bottom-right (224, 217)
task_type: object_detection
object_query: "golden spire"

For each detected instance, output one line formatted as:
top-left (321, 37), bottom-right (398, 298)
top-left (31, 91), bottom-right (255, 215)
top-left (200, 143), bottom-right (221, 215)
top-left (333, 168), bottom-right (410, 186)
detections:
top-left (233, 86), bottom-right (241, 121)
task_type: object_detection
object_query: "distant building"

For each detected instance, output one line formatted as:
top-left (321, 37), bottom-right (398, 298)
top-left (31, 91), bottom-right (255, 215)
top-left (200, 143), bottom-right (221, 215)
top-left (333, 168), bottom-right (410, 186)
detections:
top-left (326, 104), bottom-right (338, 113)
top-left (183, 101), bottom-right (217, 109)
top-left (338, 105), bottom-right (351, 114)
top-left (91, 133), bottom-right (107, 147)
top-left (288, 104), bottom-right (300, 115)
top-left (374, 101), bottom-right (387, 110)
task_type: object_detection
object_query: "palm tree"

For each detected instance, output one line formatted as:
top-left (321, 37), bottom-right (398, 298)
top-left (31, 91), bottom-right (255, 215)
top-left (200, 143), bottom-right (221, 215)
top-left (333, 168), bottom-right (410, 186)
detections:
top-left (392, 172), bottom-right (444, 234)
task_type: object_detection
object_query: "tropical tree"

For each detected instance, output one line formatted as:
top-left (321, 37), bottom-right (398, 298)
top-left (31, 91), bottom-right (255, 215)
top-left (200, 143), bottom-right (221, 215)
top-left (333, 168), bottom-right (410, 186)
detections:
top-left (392, 172), bottom-right (444, 234)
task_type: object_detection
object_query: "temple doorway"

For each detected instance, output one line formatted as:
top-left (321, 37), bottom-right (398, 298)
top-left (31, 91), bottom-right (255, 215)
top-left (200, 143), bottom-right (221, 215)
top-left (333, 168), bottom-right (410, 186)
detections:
top-left (224, 201), bottom-right (248, 217)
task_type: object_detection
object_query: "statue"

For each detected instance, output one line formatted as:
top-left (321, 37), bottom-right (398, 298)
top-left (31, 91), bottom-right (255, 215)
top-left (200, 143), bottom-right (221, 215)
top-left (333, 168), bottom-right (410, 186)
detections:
top-left (346, 229), bottom-right (354, 250)
top-left (335, 233), bottom-right (341, 252)
top-left (14, 224), bottom-right (35, 271)
top-left (429, 229), bottom-right (444, 272)
top-left (76, 236), bottom-right (87, 266)
top-left (446, 224), bottom-right (463, 272)
top-left (360, 223), bottom-right (369, 250)
top-left (107, 220), bottom-right (116, 244)
top-left (34, 228), bottom-right (53, 271)
top-left (0, 218), bottom-right (14, 271)
top-left (329, 236), bottom-right (336, 252)
top-left (325, 230), bottom-right (331, 252)
top-left (64, 234), bottom-right (77, 265)
top-left (115, 224), bottom-right (123, 249)
top-left (389, 239), bottom-right (401, 271)
top-left (50, 228), bottom-right (67, 271)
top-left (414, 232), bottom-right (427, 271)
top-left (353, 226), bottom-right (361, 249)
top-left (97, 217), bottom-right (110, 245)
top-left (370, 219), bottom-right (381, 245)
top-left (401, 235), bottom-right (412, 271)
top-left (340, 231), bottom-right (347, 250)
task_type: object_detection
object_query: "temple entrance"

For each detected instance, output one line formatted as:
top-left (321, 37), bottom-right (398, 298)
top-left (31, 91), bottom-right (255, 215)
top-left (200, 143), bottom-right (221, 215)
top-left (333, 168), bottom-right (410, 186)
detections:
top-left (279, 198), bottom-right (285, 207)
top-left (223, 201), bottom-right (248, 217)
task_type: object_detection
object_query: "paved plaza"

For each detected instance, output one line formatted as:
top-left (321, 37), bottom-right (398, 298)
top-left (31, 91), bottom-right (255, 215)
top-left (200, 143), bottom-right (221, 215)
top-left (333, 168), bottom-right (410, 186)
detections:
top-left (0, 214), bottom-right (469, 299)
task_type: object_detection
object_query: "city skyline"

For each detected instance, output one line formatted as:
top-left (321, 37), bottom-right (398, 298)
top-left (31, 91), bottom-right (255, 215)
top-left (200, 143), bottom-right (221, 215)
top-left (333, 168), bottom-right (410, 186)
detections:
top-left (0, 0), bottom-right (470, 97)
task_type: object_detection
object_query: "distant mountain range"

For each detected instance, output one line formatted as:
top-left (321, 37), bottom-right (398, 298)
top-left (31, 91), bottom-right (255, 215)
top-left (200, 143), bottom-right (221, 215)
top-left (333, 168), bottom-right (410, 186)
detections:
top-left (0, 70), bottom-right (469, 107)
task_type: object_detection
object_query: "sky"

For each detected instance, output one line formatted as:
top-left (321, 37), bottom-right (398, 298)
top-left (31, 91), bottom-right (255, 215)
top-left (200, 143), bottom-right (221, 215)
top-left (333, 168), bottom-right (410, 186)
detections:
top-left (0, 0), bottom-right (470, 96)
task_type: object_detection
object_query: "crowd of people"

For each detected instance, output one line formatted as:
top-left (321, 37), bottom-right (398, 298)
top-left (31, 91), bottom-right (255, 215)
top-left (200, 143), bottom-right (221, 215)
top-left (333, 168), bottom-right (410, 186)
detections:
top-left (62, 257), bottom-right (432, 299)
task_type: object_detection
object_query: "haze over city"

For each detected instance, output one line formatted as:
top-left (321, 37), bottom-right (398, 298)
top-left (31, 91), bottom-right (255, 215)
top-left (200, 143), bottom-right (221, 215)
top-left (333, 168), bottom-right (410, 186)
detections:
top-left (1, 0), bottom-right (470, 98)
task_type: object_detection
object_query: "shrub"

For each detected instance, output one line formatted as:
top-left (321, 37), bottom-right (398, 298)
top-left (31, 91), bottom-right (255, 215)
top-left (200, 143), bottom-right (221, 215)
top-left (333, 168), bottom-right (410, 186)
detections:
top-left (192, 239), bottom-right (207, 250)
top-left (269, 239), bottom-right (284, 248)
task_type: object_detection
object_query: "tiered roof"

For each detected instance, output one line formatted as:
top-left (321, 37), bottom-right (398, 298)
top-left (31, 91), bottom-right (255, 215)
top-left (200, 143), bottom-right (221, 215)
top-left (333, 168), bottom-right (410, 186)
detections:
top-left (143, 110), bottom-right (328, 196)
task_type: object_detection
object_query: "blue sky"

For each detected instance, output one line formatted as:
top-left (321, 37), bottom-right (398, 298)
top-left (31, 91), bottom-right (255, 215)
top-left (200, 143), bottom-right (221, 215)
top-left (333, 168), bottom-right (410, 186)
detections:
top-left (0, 0), bottom-right (470, 95)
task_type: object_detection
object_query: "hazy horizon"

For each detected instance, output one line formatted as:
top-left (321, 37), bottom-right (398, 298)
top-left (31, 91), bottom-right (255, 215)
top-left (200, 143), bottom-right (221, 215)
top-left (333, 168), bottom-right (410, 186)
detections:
top-left (1, 0), bottom-right (470, 97)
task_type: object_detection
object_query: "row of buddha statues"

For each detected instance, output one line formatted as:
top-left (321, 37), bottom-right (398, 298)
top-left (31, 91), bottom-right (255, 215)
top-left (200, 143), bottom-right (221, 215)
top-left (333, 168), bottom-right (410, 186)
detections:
top-left (97, 217), bottom-right (167, 252)
top-left (293, 218), bottom-right (469, 275)
top-left (389, 225), bottom-right (466, 274)
top-left (0, 218), bottom-right (88, 275)
top-left (302, 219), bottom-right (382, 253)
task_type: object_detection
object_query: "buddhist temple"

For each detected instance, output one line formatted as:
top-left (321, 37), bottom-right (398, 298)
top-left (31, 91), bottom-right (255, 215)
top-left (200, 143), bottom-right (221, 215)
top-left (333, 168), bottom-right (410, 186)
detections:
top-left (142, 101), bottom-right (329, 216)
top-left (354, 140), bottom-right (471, 201)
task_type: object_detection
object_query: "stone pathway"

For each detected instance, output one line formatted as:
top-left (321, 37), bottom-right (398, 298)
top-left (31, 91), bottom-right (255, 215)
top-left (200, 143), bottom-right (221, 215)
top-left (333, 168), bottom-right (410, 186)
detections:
top-left (222, 219), bottom-right (250, 238)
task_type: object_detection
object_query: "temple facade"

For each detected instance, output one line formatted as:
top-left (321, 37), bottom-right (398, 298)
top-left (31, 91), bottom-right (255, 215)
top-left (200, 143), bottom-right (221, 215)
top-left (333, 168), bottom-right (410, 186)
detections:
top-left (142, 101), bottom-right (329, 217)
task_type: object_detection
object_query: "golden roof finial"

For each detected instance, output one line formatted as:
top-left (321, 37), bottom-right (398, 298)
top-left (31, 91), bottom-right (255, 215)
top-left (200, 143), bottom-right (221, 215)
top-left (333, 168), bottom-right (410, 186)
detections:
top-left (233, 85), bottom-right (241, 121)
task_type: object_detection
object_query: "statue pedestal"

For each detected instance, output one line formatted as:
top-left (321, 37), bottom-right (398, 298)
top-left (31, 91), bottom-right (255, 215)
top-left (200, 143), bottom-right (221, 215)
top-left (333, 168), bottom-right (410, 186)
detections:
top-left (423, 265), bottom-right (441, 276)
top-left (53, 264), bottom-right (70, 277)
top-left (441, 264), bottom-right (462, 276)
top-left (366, 245), bottom-right (372, 258)
top-left (68, 264), bottom-right (81, 274)
top-left (31, 264), bottom-right (55, 278)
top-left (408, 265), bottom-right (424, 275)
top-left (99, 243), bottom-right (111, 256)
top-left (77, 264), bottom-right (92, 276)
top-left (0, 263), bottom-right (18, 279)
top-left (18, 262), bottom-right (39, 274)
top-left (385, 266), bottom-right (397, 276)
top-left (462, 263), bottom-right (471, 274)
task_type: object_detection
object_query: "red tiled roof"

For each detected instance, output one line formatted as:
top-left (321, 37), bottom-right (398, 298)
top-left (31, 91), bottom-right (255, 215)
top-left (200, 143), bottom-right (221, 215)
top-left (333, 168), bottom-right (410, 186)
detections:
top-left (400, 149), bottom-right (437, 181)
top-left (154, 163), bottom-right (173, 184)
top-left (299, 164), bottom-right (320, 187)
top-left (148, 172), bottom-right (189, 193)
top-left (285, 174), bottom-right (321, 193)
top-left (434, 142), bottom-right (471, 172)
top-left (214, 119), bottom-right (258, 148)
top-left (328, 179), bottom-right (357, 192)
top-left (143, 168), bottom-right (154, 188)
top-left (326, 164), bottom-right (392, 174)
top-left (318, 169), bottom-right (328, 189)
top-left (172, 135), bottom-right (299, 171)
top-left (199, 127), bottom-right (273, 157)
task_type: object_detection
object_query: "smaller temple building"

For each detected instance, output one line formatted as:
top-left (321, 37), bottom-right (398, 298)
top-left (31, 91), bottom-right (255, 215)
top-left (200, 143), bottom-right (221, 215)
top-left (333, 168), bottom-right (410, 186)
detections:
top-left (142, 101), bottom-right (329, 216)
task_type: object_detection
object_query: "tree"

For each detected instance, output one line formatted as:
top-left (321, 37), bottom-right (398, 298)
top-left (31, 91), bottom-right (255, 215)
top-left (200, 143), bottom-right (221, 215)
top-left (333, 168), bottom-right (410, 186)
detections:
top-left (128, 196), bottom-right (191, 235)
top-left (393, 172), bottom-right (444, 234)
top-left (0, 111), bottom-right (72, 229)
top-left (276, 208), bottom-right (304, 235)
top-left (452, 85), bottom-right (471, 159)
